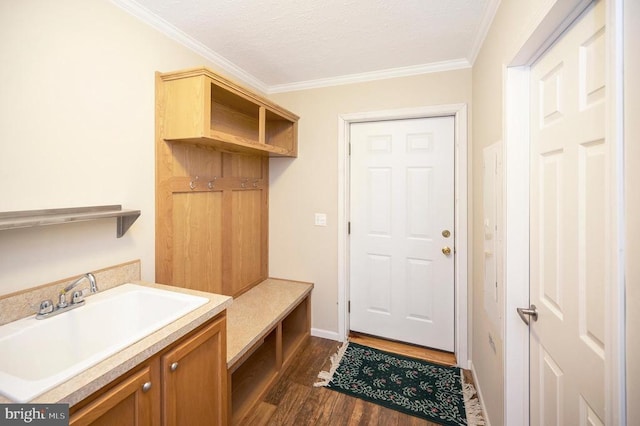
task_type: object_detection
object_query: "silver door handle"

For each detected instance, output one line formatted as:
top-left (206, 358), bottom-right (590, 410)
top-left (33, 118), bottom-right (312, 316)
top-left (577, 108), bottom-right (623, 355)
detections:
top-left (517, 304), bottom-right (538, 325)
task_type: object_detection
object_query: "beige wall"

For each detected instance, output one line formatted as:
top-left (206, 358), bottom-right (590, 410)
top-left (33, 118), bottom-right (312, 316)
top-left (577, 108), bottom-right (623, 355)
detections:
top-left (1, 1), bottom-right (472, 345)
top-left (268, 70), bottom-right (472, 335)
top-left (625, 0), bottom-right (639, 422)
top-left (0, 0), bottom-right (226, 294)
top-left (0, 1), bottom-right (472, 336)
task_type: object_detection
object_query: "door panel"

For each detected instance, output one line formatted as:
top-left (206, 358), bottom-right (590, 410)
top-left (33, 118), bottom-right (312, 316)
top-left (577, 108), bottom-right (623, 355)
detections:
top-left (350, 116), bottom-right (455, 351)
top-left (529, 2), bottom-right (606, 424)
top-left (540, 348), bottom-right (563, 425)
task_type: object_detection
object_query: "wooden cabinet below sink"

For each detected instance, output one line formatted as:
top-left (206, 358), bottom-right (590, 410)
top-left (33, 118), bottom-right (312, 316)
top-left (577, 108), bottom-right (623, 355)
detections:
top-left (69, 362), bottom-right (158, 426)
top-left (162, 316), bottom-right (227, 425)
top-left (70, 313), bottom-right (227, 425)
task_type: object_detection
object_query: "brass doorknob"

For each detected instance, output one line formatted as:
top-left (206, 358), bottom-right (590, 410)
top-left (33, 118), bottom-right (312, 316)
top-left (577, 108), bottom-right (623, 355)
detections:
top-left (442, 246), bottom-right (452, 255)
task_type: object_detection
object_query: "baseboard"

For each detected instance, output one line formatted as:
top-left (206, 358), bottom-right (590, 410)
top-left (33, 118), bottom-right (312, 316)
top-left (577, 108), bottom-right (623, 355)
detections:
top-left (469, 360), bottom-right (492, 426)
top-left (311, 328), bottom-right (341, 341)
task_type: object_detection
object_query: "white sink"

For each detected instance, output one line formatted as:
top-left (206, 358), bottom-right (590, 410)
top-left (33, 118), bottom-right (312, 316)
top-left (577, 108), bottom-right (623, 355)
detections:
top-left (0, 283), bottom-right (208, 402)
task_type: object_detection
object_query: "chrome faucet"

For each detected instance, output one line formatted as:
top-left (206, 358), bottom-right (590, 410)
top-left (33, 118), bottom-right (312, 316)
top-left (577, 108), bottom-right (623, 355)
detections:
top-left (36, 273), bottom-right (99, 319)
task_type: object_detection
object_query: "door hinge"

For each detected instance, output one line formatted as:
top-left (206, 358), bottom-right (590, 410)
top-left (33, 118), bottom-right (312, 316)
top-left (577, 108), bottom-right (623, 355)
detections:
top-left (348, 300), bottom-right (351, 313)
top-left (348, 222), bottom-right (351, 234)
top-left (349, 143), bottom-right (351, 156)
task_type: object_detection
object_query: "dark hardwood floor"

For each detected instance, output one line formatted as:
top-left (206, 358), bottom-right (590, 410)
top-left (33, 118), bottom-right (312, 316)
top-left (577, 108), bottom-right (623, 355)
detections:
top-left (242, 336), bottom-right (469, 425)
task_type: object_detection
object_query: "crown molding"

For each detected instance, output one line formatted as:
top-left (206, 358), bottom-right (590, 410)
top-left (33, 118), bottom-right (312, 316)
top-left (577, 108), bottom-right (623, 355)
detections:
top-left (111, 0), bottom-right (472, 94)
top-left (468, 0), bottom-right (502, 65)
top-left (109, 0), bottom-right (270, 94)
top-left (267, 59), bottom-right (472, 94)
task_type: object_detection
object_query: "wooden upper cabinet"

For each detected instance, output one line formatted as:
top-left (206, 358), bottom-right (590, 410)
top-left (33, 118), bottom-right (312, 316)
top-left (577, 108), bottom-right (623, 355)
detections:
top-left (158, 67), bottom-right (298, 157)
top-left (156, 67), bottom-right (287, 297)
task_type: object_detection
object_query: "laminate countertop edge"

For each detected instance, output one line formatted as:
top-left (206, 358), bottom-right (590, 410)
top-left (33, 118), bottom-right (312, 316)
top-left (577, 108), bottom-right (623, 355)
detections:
top-left (0, 281), bottom-right (232, 407)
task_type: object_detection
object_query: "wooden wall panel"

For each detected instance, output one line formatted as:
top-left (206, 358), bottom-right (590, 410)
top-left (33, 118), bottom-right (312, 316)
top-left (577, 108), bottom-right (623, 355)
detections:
top-left (172, 144), bottom-right (223, 178)
top-left (228, 190), bottom-right (264, 296)
top-left (172, 192), bottom-right (223, 294)
top-left (159, 152), bottom-right (268, 297)
top-left (224, 153), bottom-right (264, 178)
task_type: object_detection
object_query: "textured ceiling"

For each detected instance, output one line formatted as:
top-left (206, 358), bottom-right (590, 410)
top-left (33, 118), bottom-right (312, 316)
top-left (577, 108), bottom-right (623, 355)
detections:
top-left (119, 0), bottom-right (498, 92)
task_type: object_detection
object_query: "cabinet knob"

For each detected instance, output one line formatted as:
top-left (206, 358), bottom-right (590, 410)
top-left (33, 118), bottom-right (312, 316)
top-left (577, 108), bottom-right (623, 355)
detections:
top-left (170, 362), bottom-right (179, 372)
top-left (142, 382), bottom-right (152, 393)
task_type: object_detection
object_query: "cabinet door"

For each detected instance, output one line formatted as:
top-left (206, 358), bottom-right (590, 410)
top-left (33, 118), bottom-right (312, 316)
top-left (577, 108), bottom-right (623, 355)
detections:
top-left (70, 363), bottom-right (158, 426)
top-left (162, 315), bottom-right (227, 426)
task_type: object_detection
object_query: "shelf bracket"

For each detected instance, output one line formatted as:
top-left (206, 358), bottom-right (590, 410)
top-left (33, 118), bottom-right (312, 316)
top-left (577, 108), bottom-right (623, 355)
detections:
top-left (117, 211), bottom-right (141, 238)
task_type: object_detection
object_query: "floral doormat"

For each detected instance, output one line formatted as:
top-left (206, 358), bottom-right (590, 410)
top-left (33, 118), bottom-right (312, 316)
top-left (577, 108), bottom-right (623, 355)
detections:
top-left (314, 342), bottom-right (484, 426)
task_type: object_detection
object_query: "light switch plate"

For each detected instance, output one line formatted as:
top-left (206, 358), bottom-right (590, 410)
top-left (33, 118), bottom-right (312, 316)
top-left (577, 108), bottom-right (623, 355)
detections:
top-left (314, 213), bottom-right (327, 226)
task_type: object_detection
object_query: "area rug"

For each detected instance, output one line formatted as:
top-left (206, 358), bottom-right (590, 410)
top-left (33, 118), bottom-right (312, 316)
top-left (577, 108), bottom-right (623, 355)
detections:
top-left (314, 342), bottom-right (484, 426)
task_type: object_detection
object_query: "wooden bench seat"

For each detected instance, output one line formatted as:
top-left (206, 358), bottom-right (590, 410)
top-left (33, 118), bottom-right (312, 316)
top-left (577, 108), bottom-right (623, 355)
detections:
top-left (226, 278), bottom-right (313, 424)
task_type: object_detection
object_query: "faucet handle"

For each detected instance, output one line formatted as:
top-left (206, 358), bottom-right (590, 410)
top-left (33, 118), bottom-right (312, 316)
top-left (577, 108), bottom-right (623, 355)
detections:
top-left (57, 292), bottom-right (68, 309)
top-left (71, 290), bottom-right (85, 305)
top-left (37, 299), bottom-right (54, 316)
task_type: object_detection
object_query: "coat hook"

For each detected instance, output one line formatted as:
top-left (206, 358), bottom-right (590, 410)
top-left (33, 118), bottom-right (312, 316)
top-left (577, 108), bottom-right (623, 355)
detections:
top-left (190, 176), bottom-right (199, 190)
top-left (253, 179), bottom-right (259, 188)
top-left (241, 179), bottom-right (248, 189)
top-left (208, 176), bottom-right (217, 190)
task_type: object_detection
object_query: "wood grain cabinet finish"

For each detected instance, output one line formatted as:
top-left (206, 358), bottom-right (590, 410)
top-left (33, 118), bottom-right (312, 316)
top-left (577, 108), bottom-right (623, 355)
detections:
top-left (157, 67), bottom-right (298, 158)
top-left (162, 316), bottom-right (227, 426)
top-left (69, 314), bottom-right (226, 426)
top-left (155, 67), bottom-right (298, 298)
top-left (69, 363), bottom-right (158, 426)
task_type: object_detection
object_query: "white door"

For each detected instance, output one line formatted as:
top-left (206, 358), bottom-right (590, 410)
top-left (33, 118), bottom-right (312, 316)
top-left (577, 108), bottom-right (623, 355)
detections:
top-left (528, 1), bottom-right (606, 424)
top-left (349, 116), bottom-right (455, 351)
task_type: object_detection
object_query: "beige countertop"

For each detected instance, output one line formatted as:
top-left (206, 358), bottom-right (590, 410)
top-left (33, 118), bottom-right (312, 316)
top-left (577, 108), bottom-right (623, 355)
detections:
top-left (0, 281), bottom-right (232, 407)
top-left (226, 278), bottom-right (313, 368)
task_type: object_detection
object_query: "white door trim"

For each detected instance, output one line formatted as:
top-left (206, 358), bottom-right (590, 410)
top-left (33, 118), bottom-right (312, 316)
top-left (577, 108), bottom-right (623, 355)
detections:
top-left (503, 0), bottom-right (626, 424)
top-left (503, 65), bottom-right (531, 426)
top-left (337, 104), bottom-right (469, 368)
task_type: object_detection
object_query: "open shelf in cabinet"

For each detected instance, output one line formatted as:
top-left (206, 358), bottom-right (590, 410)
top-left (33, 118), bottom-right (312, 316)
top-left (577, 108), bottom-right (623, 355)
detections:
top-left (225, 279), bottom-right (312, 425)
top-left (210, 83), bottom-right (259, 144)
top-left (230, 328), bottom-right (278, 423)
top-left (265, 108), bottom-right (297, 156)
top-left (158, 67), bottom-right (298, 157)
top-left (281, 295), bottom-right (310, 368)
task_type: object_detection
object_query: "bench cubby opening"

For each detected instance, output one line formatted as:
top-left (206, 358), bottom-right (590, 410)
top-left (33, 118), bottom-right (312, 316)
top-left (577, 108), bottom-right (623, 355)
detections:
top-left (226, 279), bottom-right (313, 424)
top-left (230, 327), bottom-right (278, 423)
top-left (281, 296), bottom-right (310, 369)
